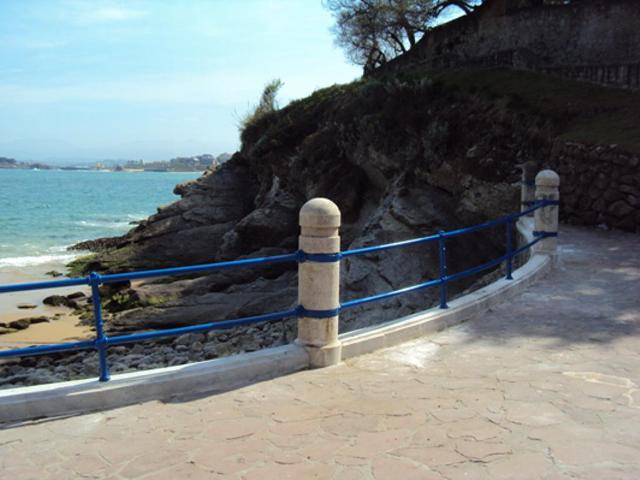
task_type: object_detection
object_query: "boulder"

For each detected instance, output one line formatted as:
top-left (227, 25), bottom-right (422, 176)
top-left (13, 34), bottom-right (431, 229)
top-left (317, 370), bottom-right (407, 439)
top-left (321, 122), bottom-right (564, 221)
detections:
top-left (25, 316), bottom-right (50, 324)
top-left (8, 318), bottom-right (31, 330)
top-left (67, 292), bottom-right (86, 300)
top-left (608, 200), bottom-right (634, 218)
top-left (43, 295), bottom-right (78, 309)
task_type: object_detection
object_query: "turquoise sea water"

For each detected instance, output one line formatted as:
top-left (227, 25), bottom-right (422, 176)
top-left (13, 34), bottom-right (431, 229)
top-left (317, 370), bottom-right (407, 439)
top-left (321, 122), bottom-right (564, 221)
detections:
top-left (0, 169), bottom-right (201, 269)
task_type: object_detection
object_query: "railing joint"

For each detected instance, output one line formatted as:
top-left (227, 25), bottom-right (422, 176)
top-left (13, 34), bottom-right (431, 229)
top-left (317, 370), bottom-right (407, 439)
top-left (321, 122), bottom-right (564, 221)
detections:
top-left (296, 250), bottom-right (342, 263)
top-left (296, 305), bottom-right (341, 318)
top-left (533, 231), bottom-right (559, 238)
top-left (88, 271), bottom-right (103, 286)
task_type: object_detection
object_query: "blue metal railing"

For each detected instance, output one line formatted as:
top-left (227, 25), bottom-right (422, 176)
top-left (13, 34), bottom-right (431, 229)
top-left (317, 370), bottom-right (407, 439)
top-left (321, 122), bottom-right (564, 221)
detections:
top-left (0, 200), bottom-right (558, 382)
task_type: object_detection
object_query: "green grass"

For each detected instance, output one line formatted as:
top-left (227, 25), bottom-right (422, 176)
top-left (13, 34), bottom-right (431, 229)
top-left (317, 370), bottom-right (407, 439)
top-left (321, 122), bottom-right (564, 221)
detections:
top-left (429, 68), bottom-right (640, 153)
top-left (66, 254), bottom-right (98, 278)
top-left (66, 244), bottom-right (138, 277)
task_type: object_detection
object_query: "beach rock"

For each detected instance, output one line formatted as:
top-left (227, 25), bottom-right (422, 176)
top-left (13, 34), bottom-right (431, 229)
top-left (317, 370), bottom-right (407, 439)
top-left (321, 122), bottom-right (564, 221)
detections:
top-left (43, 295), bottom-right (78, 309)
top-left (174, 333), bottom-right (205, 346)
top-left (24, 316), bottom-right (50, 324)
top-left (0, 326), bottom-right (18, 335)
top-left (26, 370), bottom-right (60, 386)
top-left (8, 318), bottom-right (31, 330)
top-left (45, 270), bottom-right (63, 278)
top-left (69, 236), bottom-right (122, 252)
top-left (17, 303), bottom-right (37, 309)
top-left (67, 292), bottom-right (86, 300)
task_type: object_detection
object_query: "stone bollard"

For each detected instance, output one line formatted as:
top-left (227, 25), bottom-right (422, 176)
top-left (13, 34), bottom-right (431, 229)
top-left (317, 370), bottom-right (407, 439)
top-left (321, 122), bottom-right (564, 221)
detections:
top-left (534, 169), bottom-right (560, 255)
top-left (297, 198), bottom-right (342, 368)
top-left (521, 161), bottom-right (537, 216)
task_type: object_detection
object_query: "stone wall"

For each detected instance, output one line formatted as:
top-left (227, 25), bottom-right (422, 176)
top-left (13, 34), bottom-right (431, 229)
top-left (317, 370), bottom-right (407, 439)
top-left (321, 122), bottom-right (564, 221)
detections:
top-left (379, 0), bottom-right (640, 90)
top-left (547, 142), bottom-right (640, 232)
top-left (542, 63), bottom-right (640, 91)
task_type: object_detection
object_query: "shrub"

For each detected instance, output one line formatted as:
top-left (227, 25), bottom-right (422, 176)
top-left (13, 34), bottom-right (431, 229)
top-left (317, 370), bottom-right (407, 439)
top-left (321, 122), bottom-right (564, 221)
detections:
top-left (239, 79), bottom-right (284, 133)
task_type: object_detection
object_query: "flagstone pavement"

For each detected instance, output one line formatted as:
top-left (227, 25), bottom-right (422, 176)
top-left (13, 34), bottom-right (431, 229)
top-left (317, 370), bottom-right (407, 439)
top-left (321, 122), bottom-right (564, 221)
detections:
top-left (1, 225), bottom-right (639, 479)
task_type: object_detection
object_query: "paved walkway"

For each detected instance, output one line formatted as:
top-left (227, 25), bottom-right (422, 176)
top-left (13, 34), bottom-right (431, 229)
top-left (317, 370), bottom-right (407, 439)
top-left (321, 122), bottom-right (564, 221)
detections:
top-left (1, 226), bottom-right (639, 479)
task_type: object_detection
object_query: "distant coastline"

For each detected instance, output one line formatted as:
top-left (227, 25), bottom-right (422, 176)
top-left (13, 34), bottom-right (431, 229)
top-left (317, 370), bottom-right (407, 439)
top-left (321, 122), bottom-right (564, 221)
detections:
top-left (0, 157), bottom-right (53, 170)
top-left (0, 152), bottom-right (231, 173)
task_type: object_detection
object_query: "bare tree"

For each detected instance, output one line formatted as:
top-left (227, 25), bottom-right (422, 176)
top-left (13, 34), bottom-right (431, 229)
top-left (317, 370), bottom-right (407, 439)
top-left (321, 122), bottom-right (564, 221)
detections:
top-left (325, 0), bottom-right (479, 72)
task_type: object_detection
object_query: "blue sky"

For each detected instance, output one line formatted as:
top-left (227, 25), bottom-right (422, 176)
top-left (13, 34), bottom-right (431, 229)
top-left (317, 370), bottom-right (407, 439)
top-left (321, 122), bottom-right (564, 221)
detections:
top-left (0, 1), bottom-right (362, 162)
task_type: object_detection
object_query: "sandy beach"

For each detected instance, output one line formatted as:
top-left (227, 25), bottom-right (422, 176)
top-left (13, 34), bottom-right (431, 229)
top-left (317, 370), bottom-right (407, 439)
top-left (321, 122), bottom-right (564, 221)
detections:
top-left (0, 260), bottom-right (92, 349)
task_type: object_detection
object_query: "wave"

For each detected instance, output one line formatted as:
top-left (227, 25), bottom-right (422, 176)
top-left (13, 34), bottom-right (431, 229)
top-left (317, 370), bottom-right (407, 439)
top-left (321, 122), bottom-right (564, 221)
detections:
top-left (74, 220), bottom-right (135, 230)
top-left (0, 253), bottom-right (78, 269)
top-left (46, 244), bottom-right (72, 254)
top-left (72, 213), bottom-right (147, 230)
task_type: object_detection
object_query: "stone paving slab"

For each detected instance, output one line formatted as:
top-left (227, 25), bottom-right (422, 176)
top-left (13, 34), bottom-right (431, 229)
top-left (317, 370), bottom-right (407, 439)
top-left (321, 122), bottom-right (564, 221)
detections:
top-left (1, 226), bottom-right (639, 479)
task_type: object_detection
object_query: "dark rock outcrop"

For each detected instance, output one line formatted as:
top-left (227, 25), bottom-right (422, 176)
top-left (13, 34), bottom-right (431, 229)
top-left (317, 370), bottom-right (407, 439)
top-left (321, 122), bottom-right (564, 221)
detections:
top-left (71, 77), bottom-right (554, 335)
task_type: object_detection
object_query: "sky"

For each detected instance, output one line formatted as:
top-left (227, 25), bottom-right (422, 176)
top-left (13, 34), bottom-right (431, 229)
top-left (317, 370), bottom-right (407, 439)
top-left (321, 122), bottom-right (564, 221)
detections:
top-left (0, 0), bottom-right (362, 163)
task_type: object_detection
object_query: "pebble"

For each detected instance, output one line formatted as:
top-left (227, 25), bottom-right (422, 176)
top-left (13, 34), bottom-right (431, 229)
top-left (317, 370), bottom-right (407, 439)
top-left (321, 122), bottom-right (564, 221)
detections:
top-left (17, 303), bottom-right (37, 309)
top-left (0, 318), bottom-right (288, 387)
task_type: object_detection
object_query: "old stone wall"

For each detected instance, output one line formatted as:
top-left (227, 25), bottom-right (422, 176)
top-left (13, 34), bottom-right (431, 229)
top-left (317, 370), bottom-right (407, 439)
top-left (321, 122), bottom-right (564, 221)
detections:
top-left (380, 0), bottom-right (640, 89)
top-left (541, 63), bottom-right (640, 91)
top-left (547, 142), bottom-right (640, 232)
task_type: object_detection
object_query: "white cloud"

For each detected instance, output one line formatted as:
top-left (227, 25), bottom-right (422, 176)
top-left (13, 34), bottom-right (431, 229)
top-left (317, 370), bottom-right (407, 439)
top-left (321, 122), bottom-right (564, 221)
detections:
top-left (61, 1), bottom-right (147, 24)
top-left (24, 39), bottom-right (67, 49)
top-left (0, 73), bottom-right (248, 105)
top-left (0, 68), bottom-right (359, 107)
top-left (88, 7), bottom-right (146, 22)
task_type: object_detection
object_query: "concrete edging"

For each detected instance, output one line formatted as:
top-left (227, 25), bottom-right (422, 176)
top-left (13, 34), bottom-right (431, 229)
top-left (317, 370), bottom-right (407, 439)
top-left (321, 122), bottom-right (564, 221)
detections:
top-left (0, 221), bottom-right (552, 424)
top-left (0, 344), bottom-right (308, 424)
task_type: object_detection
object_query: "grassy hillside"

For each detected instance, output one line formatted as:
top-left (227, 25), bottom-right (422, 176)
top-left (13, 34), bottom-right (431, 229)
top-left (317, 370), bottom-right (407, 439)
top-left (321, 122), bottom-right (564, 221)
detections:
top-left (378, 67), bottom-right (639, 154)
top-left (429, 68), bottom-right (640, 153)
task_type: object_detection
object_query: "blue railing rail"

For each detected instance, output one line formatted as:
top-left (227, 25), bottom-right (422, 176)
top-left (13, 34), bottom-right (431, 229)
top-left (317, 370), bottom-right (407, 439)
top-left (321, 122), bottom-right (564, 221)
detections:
top-left (0, 199), bottom-right (558, 382)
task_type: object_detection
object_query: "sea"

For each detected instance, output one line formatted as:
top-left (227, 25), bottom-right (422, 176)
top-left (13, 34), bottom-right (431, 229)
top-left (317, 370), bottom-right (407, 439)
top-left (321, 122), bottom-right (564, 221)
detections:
top-left (0, 169), bottom-right (201, 271)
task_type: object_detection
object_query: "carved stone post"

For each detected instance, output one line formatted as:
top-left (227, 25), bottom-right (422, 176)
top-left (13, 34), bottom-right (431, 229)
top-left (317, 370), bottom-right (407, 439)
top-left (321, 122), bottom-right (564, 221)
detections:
top-left (297, 198), bottom-right (342, 367)
top-left (534, 169), bottom-right (560, 255)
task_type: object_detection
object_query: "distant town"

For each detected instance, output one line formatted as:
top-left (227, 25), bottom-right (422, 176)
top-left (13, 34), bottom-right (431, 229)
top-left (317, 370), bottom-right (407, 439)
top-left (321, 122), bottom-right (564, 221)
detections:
top-left (0, 153), bottom-right (232, 172)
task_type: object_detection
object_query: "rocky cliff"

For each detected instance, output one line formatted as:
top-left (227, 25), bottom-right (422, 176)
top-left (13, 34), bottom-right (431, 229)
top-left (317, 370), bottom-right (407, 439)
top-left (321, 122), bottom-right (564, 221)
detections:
top-left (70, 74), bottom-right (556, 339)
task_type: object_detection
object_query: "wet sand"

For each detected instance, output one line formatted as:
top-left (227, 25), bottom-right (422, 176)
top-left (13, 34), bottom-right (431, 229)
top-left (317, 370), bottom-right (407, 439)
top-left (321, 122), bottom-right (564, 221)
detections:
top-left (0, 261), bottom-right (93, 349)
